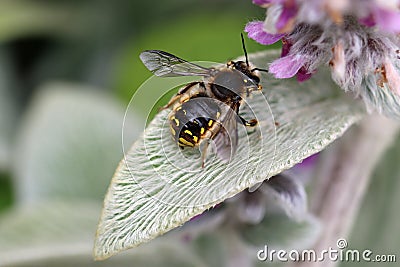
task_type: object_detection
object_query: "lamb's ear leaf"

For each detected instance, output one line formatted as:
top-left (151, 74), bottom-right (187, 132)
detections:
top-left (0, 201), bottom-right (206, 267)
top-left (13, 84), bottom-right (140, 203)
top-left (0, 201), bottom-right (101, 266)
top-left (94, 49), bottom-right (365, 260)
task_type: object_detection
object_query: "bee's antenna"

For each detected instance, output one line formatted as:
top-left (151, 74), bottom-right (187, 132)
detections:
top-left (251, 67), bottom-right (269, 73)
top-left (241, 33), bottom-right (249, 67)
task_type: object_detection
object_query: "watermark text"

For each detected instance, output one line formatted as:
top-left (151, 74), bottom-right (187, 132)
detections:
top-left (257, 238), bottom-right (397, 263)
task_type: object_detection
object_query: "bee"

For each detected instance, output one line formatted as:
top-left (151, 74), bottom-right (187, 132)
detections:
top-left (139, 34), bottom-right (267, 167)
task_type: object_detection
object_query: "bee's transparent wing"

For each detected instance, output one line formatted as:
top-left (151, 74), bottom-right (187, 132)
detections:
top-left (139, 50), bottom-right (212, 77)
top-left (213, 103), bottom-right (239, 162)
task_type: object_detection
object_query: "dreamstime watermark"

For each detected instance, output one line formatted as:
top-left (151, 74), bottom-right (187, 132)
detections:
top-left (257, 238), bottom-right (397, 263)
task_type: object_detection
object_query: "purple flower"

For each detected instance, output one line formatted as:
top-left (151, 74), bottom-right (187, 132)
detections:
top-left (269, 54), bottom-right (314, 82)
top-left (252, 0), bottom-right (284, 7)
top-left (359, 5), bottom-right (400, 32)
top-left (245, 0), bottom-right (400, 118)
top-left (252, 0), bottom-right (273, 6)
top-left (269, 55), bottom-right (305, 79)
top-left (244, 21), bottom-right (285, 45)
top-left (280, 37), bottom-right (314, 82)
top-left (372, 5), bottom-right (400, 32)
top-left (359, 14), bottom-right (376, 28)
top-left (296, 67), bottom-right (313, 82)
top-left (297, 153), bottom-right (319, 168)
top-left (275, 0), bottom-right (298, 32)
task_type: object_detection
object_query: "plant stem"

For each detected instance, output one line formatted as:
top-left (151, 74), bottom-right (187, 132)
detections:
top-left (286, 114), bottom-right (399, 267)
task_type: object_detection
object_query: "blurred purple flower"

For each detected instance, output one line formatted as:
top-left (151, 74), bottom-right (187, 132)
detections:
top-left (252, 0), bottom-right (273, 6)
top-left (361, 3), bottom-right (400, 32)
top-left (297, 153), bottom-right (319, 168)
top-left (275, 0), bottom-right (298, 32)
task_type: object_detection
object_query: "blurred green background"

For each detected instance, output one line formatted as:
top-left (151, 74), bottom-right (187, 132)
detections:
top-left (0, 1), bottom-right (399, 266)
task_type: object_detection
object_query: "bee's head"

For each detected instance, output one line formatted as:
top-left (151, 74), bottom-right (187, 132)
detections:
top-left (227, 33), bottom-right (269, 91)
top-left (227, 60), bottom-right (262, 88)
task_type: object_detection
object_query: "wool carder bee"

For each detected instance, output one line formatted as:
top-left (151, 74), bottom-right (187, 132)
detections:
top-left (139, 34), bottom-right (267, 167)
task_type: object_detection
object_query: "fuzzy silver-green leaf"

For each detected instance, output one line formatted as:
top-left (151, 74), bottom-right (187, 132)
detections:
top-left (14, 84), bottom-right (140, 203)
top-left (94, 50), bottom-right (365, 259)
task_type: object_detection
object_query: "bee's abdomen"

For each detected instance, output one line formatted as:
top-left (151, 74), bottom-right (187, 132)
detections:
top-left (169, 97), bottom-right (221, 148)
top-left (172, 117), bottom-right (206, 147)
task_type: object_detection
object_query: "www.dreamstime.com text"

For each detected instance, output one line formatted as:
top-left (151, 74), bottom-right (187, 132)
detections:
top-left (257, 238), bottom-right (397, 263)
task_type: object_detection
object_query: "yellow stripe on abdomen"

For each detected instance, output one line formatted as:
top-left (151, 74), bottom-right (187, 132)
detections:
top-left (179, 137), bottom-right (195, 147)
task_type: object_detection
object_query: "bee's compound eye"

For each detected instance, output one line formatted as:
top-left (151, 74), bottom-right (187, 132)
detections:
top-left (234, 61), bottom-right (242, 69)
top-left (253, 76), bottom-right (260, 83)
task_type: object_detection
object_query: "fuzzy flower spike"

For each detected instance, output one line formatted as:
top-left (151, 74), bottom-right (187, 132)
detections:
top-left (246, 0), bottom-right (400, 118)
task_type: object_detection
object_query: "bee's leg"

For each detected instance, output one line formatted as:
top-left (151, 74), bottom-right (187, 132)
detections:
top-left (160, 81), bottom-right (203, 110)
top-left (160, 94), bottom-right (181, 111)
top-left (245, 85), bottom-right (260, 98)
top-left (177, 81), bottom-right (202, 94)
top-left (199, 139), bottom-right (210, 168)
top-left (238, 116), bottom-right (258, 127)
